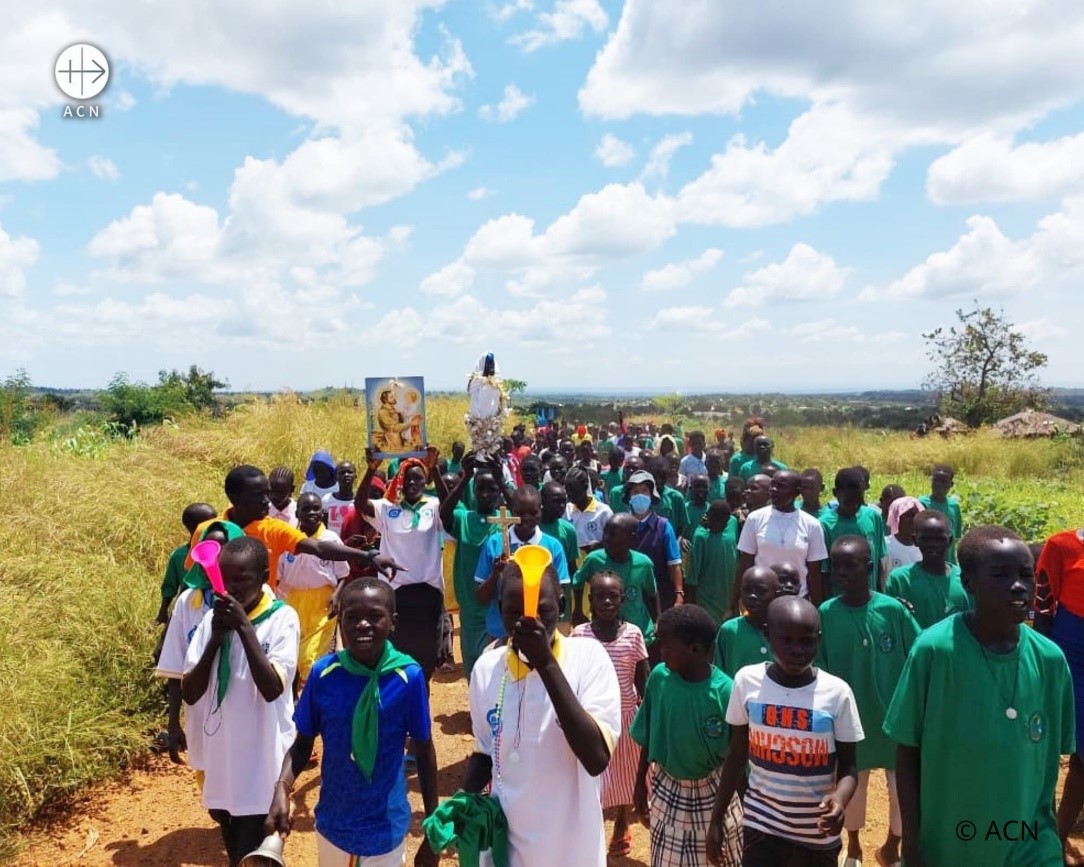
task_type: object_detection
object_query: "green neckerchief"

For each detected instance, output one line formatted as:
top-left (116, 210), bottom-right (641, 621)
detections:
top-left (322, 642), bottom-right (415, 779)
top-left (400, 496), bottom-right (427, 530)
top-left (423, 789), bottom-right (509, 867)
top-left (214, 594), bottom-right (286, 707)
top-left (182, 520), bottom-right (245, 592)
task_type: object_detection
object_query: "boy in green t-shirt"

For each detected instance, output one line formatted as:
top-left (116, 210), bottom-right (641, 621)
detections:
top-left (798, 468), bottom-right (825, 518)
top-left (687, 501), bottom-right (738, 626)
top-left (600, 447), bottom-right (625, 502)
top-left (650, 456), bottom-right (688, 540)
top-left (632, 605), bottom-right (743, 867)
top-left (818, 536), bottom-right (919, 867)
top-left (683, 474), bottom-right (711, 548)
top-left (704, 450), bottom-right (727, 503)
top-left (820, 468), bottom-right (888, 595)
top-left (714, 565), bottom-right (779, 676)
top-left (156, 502), bottom-right (217, 626)
top-left (918, 464), bottom-right (963, 565)
top-left (885, 510), bottom-right (971, 630)
top-left (573, 513), bottom-right (658, 643)
top-left (540, 481), bottom-right (580, 572)
top-left (884, 526), bottom-right (1075, 867)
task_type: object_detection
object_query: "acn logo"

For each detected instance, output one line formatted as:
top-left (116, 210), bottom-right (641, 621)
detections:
top-left (55, 44), bottom-right (110, 101)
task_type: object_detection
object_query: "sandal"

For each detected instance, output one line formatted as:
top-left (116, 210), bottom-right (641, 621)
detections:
top-left (608, 831), bottom-right (632, 857)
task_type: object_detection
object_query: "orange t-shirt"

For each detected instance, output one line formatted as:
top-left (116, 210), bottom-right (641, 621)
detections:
top-left (1036, 530), bottom-right (1084, 618)
top-left (185, 511), bottom-right (306, 591)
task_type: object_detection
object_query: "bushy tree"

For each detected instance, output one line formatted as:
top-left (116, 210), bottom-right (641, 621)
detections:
top-left (0, 369), bottom-right (43, 444)
top-left (923, 305), bottom-right (1049, 427)
top-left (157, 365), bottom-right (228, 411)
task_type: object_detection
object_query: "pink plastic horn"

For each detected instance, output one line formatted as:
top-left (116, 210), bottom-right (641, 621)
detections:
top-left (190, 539), bottom-right (227, 595)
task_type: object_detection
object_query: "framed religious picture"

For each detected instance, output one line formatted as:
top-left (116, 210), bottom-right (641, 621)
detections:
top-left (365, 376), bottom-right (427, 459)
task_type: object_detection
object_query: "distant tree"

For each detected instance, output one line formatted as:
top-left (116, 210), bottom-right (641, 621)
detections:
top-left (653, 394), bottom-right (689, 426)
top-left (157, 365), bottom-right (228, 411)
top-left (922, 305), bottom-right (1049, 427)
top-left (505, 378), bottom-right (528, 396)
top-left (0, 368), bottom-right (42, 444)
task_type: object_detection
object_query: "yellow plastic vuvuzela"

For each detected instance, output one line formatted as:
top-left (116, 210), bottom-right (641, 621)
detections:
top-left (511, 544), bottom-right (553, 618)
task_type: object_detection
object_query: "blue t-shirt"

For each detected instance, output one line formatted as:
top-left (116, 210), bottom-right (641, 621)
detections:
top-left (295, 651), bottom-right (432, 857)
top-left (474, 530), bottom-right (570, 639)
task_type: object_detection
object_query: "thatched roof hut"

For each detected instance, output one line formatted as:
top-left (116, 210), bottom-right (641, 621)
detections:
top-left (995, 409), bottom-right (1082, 438)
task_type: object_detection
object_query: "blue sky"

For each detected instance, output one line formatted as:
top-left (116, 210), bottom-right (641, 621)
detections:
top-left (2, 0), bottom-right (1083, 393)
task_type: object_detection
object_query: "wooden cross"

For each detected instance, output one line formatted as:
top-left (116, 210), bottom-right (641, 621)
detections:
top-left (486, 505), bottom-right (521, 558)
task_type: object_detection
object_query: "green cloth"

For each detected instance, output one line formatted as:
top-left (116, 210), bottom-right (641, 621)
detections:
top-left (599, 468), bottom-right (623, 500)
top-left (714, 615), bottom-right (770, 678)
top-left (609, 482), bottom-right (628, 514)
top-left (451, 509), bottom-right (501, 678)
top-left (816, 592), bottom-right (920, 770)
top-left (820, 505), bottom-right (888, 594)
top-left (918, 494), bottom-right (963, 565)
top-left (161, 543), bottom-right (189, 601)
top-left (423, 790), bottom-right (509, 867)
top-left (573, 549), bottom-right (657, 643)
top-left (182, 521), bottom-right (246, 591)
top-left (687, 525), bottom-right (737, 626)
top-left (706, 476), bottom-right (727, 503)
top-left (883, 615), bottom-right (1074, 866)
top-left (684, 501), bottom-right (708, 541)
top-left (540, 518), bottom-right (580, 573)
top-left (885, 562), bottom-right (971, 630)
top-left (737, 458), bottom-right (788, 481)
top-left (215, 598), bottom-right (286, 707)
top-left (447, 459), bottom-right (463, 476)
top-left (728, 449), bottom-right (754, 478)
top-left (328, 643), bottom-right (416, 780)
top-left (657, 485), bottom-right (687, 538)
top-left (630, 663), bottom-right (733, 779)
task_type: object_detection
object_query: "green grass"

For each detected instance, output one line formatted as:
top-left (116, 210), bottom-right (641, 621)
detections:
top-left (0, 398), bottom-right (1081, 857)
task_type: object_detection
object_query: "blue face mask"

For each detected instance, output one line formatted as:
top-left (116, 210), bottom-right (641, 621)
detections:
top-left (629, 493), bottom-right (652, 515)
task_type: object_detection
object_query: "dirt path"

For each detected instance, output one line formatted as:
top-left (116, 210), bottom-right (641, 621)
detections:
top-left (14, 647), bottom-right (898, 866)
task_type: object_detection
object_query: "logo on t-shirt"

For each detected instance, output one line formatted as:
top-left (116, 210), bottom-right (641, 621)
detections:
top-left (703, 715), bottom-right (726, 738)
top-left (627, 587), bottom-right (640, 601)
top-left (389, 508), bottom-right (403, 518)
top-left (877, 633), bottom-right (895, 653)
top-left (1028, 712), bottom-right (1046, 743)
top-left (487, 707), bottom-right (500, 739)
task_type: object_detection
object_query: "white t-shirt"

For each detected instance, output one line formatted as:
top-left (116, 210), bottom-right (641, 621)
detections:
top-left (565, 499), bottom-right (613, 549)
top-left (366, 497), bottom-right (444, 592)
top-left (300, 479), bottom-right (338, 499)
top-left (470, 636), bottom-right (621, 867)
top-left (738, 506), bottom-right (828, 596)
top-left (322, 493), bottom-right (355, 537)
top-left (727, 663), bottom-right (864, 850)
top-left (155, 587), bottom-right (214, 770)
top-left (184, 595), bottom-right (300, 815)
top-left (268, 499), bottom-right (297, 526)
top-left (884, 535), bottom-right (921, 573)
top-left (277, 526), bottom-right (350, 593)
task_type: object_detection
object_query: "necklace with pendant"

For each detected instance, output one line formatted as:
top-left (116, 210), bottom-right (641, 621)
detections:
top-left (843, 601), bottom-right (871, 648)
top-left (978, 640), bottom-right (1022, 720)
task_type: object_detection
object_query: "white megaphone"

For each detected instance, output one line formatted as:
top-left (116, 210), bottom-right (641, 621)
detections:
top-left (239, 833), bottom-right (285, 867)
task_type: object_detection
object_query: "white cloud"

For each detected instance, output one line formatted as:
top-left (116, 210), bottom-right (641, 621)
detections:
top-left (1017, 318), bottom-right (1069, 342)
top-left (479, 84), bottom-right (535, 123)
top-left (512, 0), bottom-right (608, 52)
top-left (782, 318), bottom-right (864, 343)
top-left (642, 132), bottom-right (693, 181)
top-left (927, 132), bottom-right (1084, 204)
top-left (595, 134), bottom-right (635, 167)
top-left (467, 186), bottom-right (493, 200)
top-left (865, 198), bottom-right (1084, 301)
top-left (640, 248), bottom-right (723, 292)
top-left (87, 155), bottom-right (119, 182)
top-left (724, 243), bottom-right (847, 307)
top-left (110, 91), bottom-right (137, 112)
top-left (648, 307), bottom-right (769, 337)
top-left (0, 109), bottom-right (61, 183)
top-left (420, 260), bottom-right (476, 297)
top-left (492, 0), bottom-right (533, 23)
top-left (0, 224), bottom-right (39, 298)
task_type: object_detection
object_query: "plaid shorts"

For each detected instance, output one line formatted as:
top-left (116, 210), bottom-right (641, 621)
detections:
top-left (650, 766), bottom-right (743, 867)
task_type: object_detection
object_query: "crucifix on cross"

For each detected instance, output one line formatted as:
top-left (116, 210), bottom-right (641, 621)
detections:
top-left (486, 505), bottom-right (521, 558)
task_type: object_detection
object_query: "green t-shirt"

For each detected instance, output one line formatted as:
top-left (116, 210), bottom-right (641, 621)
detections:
top-left (161, 543), bottom-right (190, 601)
top-left (630, 664), bottom-right (733, 780)
top-left (728, 450), bottom-right (754, 479)
top-left (714, 615), bottom-right (771, 678)
top-left (883, 616), bottom-right (1074, 866)
top-left (658, 486), bottom-right (688, 538)
top-left (599, 468), bottom-right (623, 500)
top-left (597, 438), bottom-right (615, 455)
top-left (687, 526), bottom-right (738, 626)
top-left (684, 501), bottom-right (708, 541)
top-left (573, 549), bottom-right (657, 643)
top-left (820, 505), bottom-right (888, 594)
top-left (737, 458), bottom-right (788, 481)
top-left (609, 483), bottom-right (628, 514)
top-left (706, 476), bottom-right (727, 503)
top-left (451, 510), bottom-right (501, 617)
top-left (540, 518), bottom-right (580, 574)
top-left (885, 562), bottom-right (971, 630)
top-left (918, 495), bottom-right (963, 565)
top-left (446, 459), bottom-right (463, 476)
top-left (816, 592), bottom-right (920, 771)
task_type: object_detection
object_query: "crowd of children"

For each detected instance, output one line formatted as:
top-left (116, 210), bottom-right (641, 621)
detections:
top-left (151, 419), bottom-right (1080, 867)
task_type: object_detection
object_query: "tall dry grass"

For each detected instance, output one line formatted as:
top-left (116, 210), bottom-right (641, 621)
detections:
top-left (0, 397), bottom-right (1081, 856)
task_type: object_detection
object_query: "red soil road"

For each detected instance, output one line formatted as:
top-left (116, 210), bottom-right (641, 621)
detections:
top-left (16, 647), bottom-right (1020, 866)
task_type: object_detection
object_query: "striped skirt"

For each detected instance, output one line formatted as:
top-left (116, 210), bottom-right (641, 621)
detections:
top-left (650, 766), bottom-right (743, 867)
top-left (603, 706), bottom-right (641, 808)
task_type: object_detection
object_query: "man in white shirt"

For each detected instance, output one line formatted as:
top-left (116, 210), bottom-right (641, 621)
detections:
top-left (466, 563), bottom-right (621, 867)
top-left (564, 466), bottom-right (613, 554)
